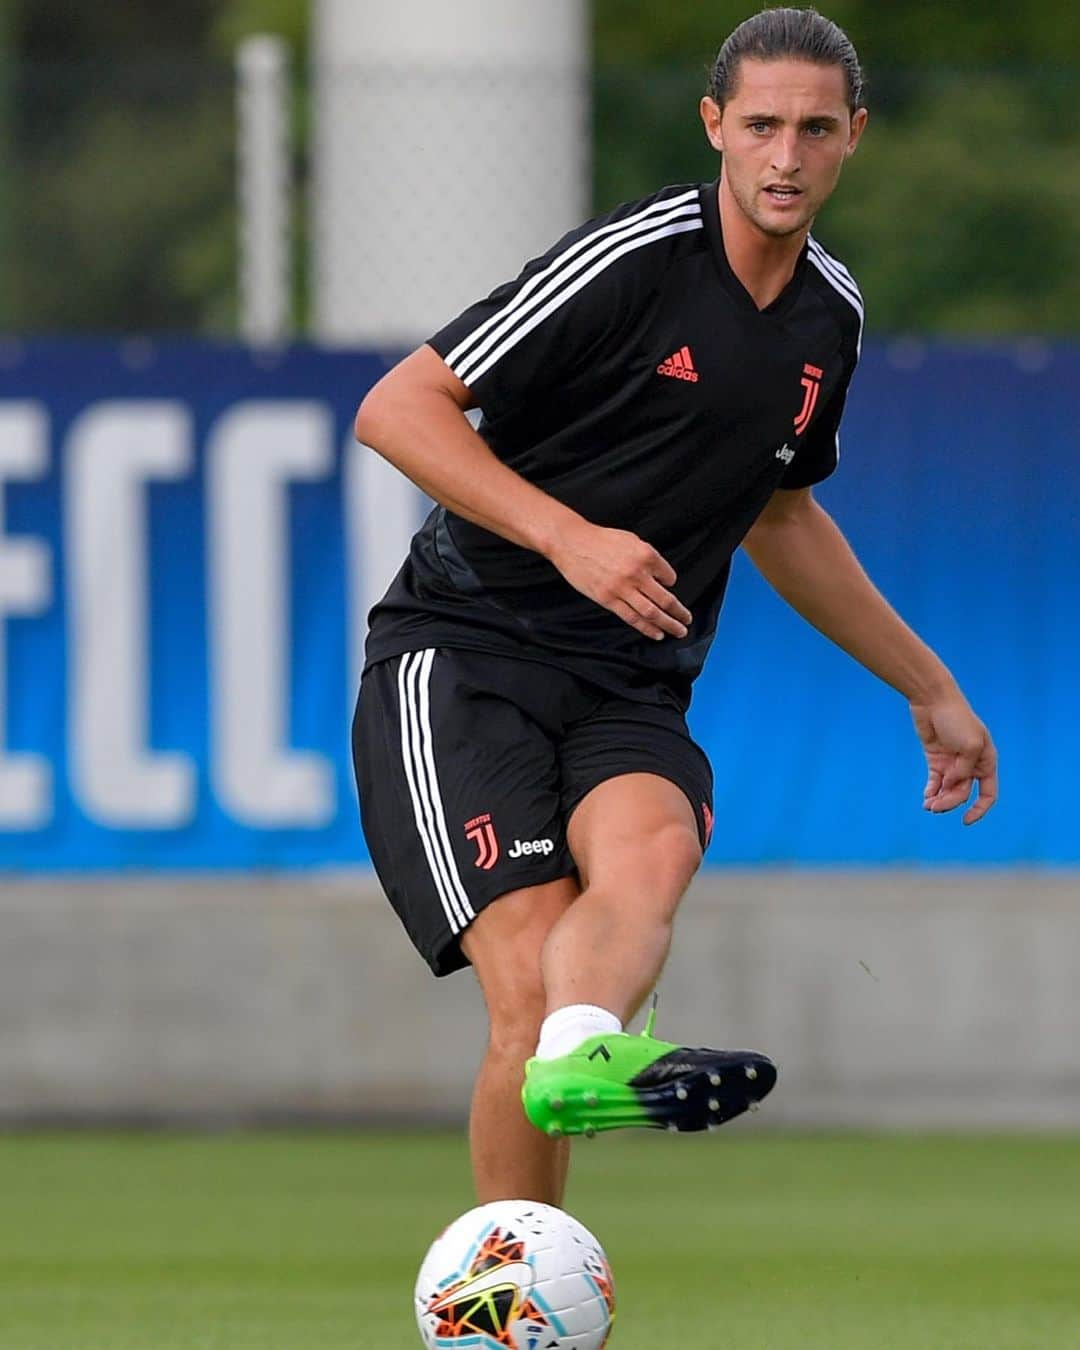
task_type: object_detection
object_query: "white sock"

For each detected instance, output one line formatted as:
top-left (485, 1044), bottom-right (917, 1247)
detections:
top-left (535, 1004), bottom-right (623, 1060)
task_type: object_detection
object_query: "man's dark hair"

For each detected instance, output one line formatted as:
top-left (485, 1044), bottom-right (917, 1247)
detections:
top-left (707, 8), bottom-right (866, 113)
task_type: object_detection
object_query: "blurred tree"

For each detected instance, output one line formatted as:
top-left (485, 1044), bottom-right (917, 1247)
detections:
top-left (14, 1), bottom-right (218, 59)
top-left (823, 70), bottom-right (1080, 333)
top-left (0, 5), bottom-right (12, 321)
top-left (593, 1), bottom-right (1080, 65)
top-left (5, 0), bottom-right (306, 333)
top-left (209, 0), bottom-right (308, 61)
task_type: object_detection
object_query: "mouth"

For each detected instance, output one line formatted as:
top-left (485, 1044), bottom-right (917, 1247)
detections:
top-left (762, 184), bottom-right (803, 206)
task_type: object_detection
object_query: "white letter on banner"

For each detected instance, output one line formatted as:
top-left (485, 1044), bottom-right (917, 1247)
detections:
top-left (66, 394), bottom-right (195, 826)
top-left (208, 402), bottom-right (334, 826)
top-left (344, 435), bottom-right (426, 696)
top-left (66, 402), bottom-right (196, 826)
top-left (0, 403), bottom-right (52, 828)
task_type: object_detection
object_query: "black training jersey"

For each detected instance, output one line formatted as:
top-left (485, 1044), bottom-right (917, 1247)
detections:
top-left (363, 179), bottom-right (864, 709)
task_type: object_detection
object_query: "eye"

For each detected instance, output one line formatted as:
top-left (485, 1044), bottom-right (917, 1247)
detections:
top-left (749, 121), bottom-right (771, 134)
top-left (806, 124), bottom-right (828, 138)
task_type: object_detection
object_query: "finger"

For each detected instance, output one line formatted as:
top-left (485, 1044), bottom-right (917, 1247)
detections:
top-left (635, 585), bottom-right (690, 636)
top-left (646, 548), bottom-right (677, 588)
top-left (923, 767), bottom-right (943, 805)
top-left (926, 757), bottom-right (974, 811)
top-left (927, 774), bottom-right (974, 810)
top-left (639, 576), bottom-right (692, 628)
top-left (963, 765), bottom-right (999, 826)
top-left (629, 591), bottom-right (687, 638)
top-left (941, 756), bottom-right (976, 793)
top-left (611, 597), bottom-right (664, 641)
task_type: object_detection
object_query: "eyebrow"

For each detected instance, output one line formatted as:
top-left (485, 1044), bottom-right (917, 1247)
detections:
top-left (741, 113), bottom-right (842, 128)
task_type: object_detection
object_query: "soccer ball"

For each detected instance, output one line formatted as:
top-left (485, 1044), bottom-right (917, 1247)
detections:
top-left (415, 1199), bottom-right (615, 1349)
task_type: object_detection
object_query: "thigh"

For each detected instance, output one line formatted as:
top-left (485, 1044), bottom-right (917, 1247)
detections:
top-left (353, 648), bottom-right (577, 977)
top-left (558, 697), bottom-right (715, 854)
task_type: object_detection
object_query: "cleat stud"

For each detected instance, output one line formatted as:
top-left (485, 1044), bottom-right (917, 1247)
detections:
top-left (748, 1101), bottom-right (760, 1113)
top-left (708, 1098), bottom-right (720, 1112)
top-left (675, 1086), bottom-right (688, 1101)
top-left (549, 1097), bottom-right (564, 1112)
top-left (668, 1122), bottom-right (680, 1133)
top-left (584, 1125), bottom-right (596, 1139)
top-left (709, 1073), bottom-right (722, 1087)
top-left (584, 1092), bottom-right (599, 1108)
top-left (745, 1065), bottom-right (758, 1081)
top-left (548, 1125), bottom-right (564, 1139)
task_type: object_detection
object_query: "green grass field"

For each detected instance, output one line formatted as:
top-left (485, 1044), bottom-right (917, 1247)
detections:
top-left (1, 1131), bottom-right (1077, 1349)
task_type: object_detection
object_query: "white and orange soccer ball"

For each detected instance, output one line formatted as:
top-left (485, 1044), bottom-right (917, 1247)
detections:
top-left (415, 1200), bottom-right (616, 1350)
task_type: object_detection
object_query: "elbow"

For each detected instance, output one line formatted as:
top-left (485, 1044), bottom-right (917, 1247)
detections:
top-left (750, 485), bottom-right (819, 532)
top-left (356, 345), bottom-right (470, 445)
top-left (354, 382), bottom-right (388, 447)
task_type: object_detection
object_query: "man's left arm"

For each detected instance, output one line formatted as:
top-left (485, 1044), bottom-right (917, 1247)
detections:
top-left (741, 486), bottom-right (998, 825)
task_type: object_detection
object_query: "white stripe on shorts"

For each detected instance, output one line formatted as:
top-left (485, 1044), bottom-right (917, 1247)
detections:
top-left (397, 650), bottom-right (475, 934)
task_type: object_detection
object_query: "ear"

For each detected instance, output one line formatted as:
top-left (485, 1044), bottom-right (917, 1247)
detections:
top-left (846, 107), bottom-right (869, 157)
top-left (700, 96), bottom-right (725, 153)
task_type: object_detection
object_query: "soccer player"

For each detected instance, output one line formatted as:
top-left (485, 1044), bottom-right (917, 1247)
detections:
top-left (352, 8), bottom-right (998, 1205)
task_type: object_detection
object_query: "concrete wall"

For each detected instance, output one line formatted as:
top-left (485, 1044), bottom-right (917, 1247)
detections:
top-left (2, 872), bottom-right (1077, 1128)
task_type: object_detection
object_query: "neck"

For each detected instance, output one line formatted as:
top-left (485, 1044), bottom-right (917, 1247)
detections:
top-left (717, 175), bottom-right (808, 310)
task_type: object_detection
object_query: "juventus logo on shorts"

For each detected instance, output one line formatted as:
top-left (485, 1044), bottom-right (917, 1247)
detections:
top-left (464, 813), bottom-right (500, 870)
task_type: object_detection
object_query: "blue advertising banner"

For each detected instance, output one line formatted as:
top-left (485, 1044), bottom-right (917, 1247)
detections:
top-left (0, 338), bottom-right (1076, 869)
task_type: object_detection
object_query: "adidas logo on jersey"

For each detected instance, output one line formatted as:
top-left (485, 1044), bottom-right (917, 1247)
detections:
top-left (657, 345), bottom-right (699, 382)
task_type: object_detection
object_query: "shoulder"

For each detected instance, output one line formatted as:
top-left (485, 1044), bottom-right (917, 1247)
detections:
top-left (805, 233), bottom-right (865, 358)
top-left (538, 182), bottom-right (706, 286)
top-left (579, 182), bottom-right (704, 236)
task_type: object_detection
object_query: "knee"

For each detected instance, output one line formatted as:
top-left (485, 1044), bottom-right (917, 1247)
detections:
top-left (592, 819), bottom-right (702, 914)
top-left (650, 817), bottom-right (704, 883)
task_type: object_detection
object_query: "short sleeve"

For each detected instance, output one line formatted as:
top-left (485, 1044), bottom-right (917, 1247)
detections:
top-left (781, 362), bottom-right (855, 490)
top-left (426, 186), bottom-right (705, 419)
top-left (427, 243), bottom-right (628, 420)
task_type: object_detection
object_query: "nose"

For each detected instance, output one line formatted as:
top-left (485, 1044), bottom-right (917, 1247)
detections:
top-left (771, 129), bottom-right (801, 177)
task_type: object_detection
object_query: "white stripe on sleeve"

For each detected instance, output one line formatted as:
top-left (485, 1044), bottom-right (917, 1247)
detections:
top-left (459, 217), bottom-right (703, 386)
top-left (445, 188), bottom-right (700, 374)
top-left (807, 240), bottom-right (864, 358)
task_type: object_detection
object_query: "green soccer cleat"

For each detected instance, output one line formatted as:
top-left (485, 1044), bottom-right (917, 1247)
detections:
top-left (521, 1004), bottom-right (777, 1139)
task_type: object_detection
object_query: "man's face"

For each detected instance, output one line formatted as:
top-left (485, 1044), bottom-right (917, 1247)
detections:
top-left (700, 57), bottom-right (868, 239)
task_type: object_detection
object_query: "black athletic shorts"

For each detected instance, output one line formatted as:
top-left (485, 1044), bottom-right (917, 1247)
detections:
top-left (352, 647), bottom-right (713, 978)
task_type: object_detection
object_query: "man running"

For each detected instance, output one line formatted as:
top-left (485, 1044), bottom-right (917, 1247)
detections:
top-left (351, 8), bottom-right (999, 1206)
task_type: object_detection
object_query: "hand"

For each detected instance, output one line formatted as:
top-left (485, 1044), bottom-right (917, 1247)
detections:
top-left (547, 519), bottom-right (692, 641)
top-left (911, 693), bottom-right (998, 825)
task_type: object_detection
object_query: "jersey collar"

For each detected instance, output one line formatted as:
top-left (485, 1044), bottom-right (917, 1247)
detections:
top-left (699, 179), bottom-right (808, 319)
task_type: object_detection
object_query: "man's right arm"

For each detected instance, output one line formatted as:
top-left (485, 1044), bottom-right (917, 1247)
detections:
top-left (354, 345), bottom-right (691, 642)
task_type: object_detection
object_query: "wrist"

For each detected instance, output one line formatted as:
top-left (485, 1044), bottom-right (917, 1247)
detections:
top-left (531, 502), bottom-right (588, 563)
top-left (906, 663), bottom-right (959, 707)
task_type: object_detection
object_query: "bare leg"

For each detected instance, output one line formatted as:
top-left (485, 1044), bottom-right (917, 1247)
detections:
top-left (460, 876), bottom-right (579, 1204)
top-left (541, 774), bottom-right (702, 1023)
top-left (467, 1029), bottom-right (571, 1204)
